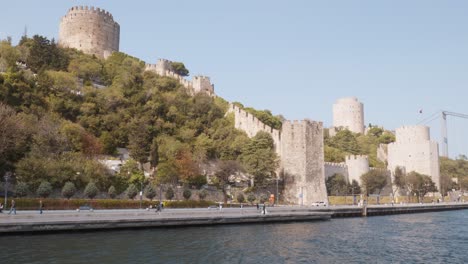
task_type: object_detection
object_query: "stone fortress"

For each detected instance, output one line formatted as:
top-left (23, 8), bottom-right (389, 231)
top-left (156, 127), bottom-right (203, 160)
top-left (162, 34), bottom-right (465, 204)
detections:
top-left (58, 6), bottom-right (120, 59)
top-left (56, 6), bottom-right (442, 204)
top-left (228, 105), bottom-right (327, 205)
top-left (59, 6), bottom-right (215, 96)
top-left (325, 97), bottom-right (441, 196)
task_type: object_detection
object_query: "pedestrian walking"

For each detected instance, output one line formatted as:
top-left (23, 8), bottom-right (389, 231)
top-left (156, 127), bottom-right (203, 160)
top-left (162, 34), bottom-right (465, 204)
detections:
top-left (0, 203), bottom-right (3, 213)
top-left (262, 203), bottom-right (266, 215)
top-left (39, 200), bottom-right (43, 214)
top-left (8, 199), bottom-right (16, 215)
top-left (256, 203), bottom-right (259, 210)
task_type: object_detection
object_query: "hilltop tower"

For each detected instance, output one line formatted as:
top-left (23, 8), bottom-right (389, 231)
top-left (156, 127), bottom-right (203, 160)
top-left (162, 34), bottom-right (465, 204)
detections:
top-left (387, 125), bottom-right (440, 192)
top-left (59, 6), bottom-right (120, 59)
top-left (332, 97), bottom-right (365, 134)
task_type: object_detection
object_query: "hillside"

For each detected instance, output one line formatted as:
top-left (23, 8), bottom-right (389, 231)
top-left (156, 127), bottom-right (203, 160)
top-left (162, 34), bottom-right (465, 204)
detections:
top-left (0, 35), bottom-right (280, 196)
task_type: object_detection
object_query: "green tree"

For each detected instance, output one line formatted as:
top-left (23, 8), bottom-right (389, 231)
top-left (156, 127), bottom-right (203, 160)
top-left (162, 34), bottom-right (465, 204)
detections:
top-left (108, 185), bottom-right (117, 199)
top-left (198, 189), bottom-right (208, 200)
top-left (144, 185), bottom-right (157, 200)
top-left (183, 189), bottom-right (192, 200)
top-left (236, 193), bottom-right (245, 203)
top-left (149, 137), bottom-right (159, 170)
top-left (326, 174), bottom-right (348, 196)
top-left (361, 170), bottom-right (388, 196)
top-left (348, 180), bottom-right (361, 195)
top-left (36, 181), bottom-right (53, 198)
top-left (247, 193), bottom-right (256, 204)
top-left (84, 182), bottom-right (99, 199)
top-left (68, 55), bottom-right (103, 81)
top-left (171, 62), bottom-right (189, 76)
top-left (240, 131), bottom-right (279, 187)
top-left (25, 35), bottom-right (69, 72)
top-left (326, 130), bottom-right (361, 155)
top-left (61, 181), bottom-right (77, 199)
top-left (15, 182), bottom-right (29, 197)
top-left (126, 184), bottom-right (138, 200)
top-left (405, 171), bottom-right (438, 202)
top-left (214, 160), bottom-right (243, 204)
top-left (165, 187), bottom-right (175, 200)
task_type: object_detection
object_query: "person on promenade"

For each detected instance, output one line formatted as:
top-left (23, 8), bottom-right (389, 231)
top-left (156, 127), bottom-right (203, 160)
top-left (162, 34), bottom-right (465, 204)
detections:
top-left (256, 203), bottom-right (259, 210)
top-left (262, 203), bottom-right (266, 215)
top-left (0, 203), bottom-right (3, 213)
top-left (8, 199), bottom-right (16, 215)
top-left (39, 200), bottom-right (43, 214)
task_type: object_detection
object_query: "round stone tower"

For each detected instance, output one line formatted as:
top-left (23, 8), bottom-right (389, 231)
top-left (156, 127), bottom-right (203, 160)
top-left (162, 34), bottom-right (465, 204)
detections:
top-left (345, 155), bottom-right (370, 185)
top-left (332, 97), bottom-right (365, 134)
top-left (395, 125), bottom-right (430, 144)
top-left (58, 6), bottom-right (120, 59)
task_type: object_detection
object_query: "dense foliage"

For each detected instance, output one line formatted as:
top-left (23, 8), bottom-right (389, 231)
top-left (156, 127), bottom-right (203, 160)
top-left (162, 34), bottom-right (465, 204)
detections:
top-left (0, 36), bottom-right (281, 200)
top-left (324, 127), bottom-right (395, 168)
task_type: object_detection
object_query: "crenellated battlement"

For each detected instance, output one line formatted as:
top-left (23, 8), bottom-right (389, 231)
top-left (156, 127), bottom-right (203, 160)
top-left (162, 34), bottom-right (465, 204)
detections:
top-left (64, 6), bottom-right (115, 21)
top-left (325, 162), bottom-right (347, 168)
top-left (345, 154), bottom-right (368, 161)
top-left (145, 58), bottom-right (214, 96)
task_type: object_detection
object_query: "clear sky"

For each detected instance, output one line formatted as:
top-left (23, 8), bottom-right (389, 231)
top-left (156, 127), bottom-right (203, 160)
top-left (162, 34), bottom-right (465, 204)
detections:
top-left (1, 0), bottom-right (467, 158)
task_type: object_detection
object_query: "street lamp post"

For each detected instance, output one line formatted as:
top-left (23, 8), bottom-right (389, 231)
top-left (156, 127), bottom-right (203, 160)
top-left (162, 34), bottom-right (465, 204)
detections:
top-left (276, 176), bottom-right (279, 205)
top-left (4, 172), bottom-right (11, 207)
top-left (140, 181), bottom-right (143, 209)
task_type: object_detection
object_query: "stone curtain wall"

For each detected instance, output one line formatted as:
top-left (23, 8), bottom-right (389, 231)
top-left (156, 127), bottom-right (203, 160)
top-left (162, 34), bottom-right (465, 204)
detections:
top-left (324, 162), bottom-right (348, 181)
top-left (59, 6), bottom-right (120, 59)
top-left (227, 104), bottom-right (282, 156)
top-left (145, 59), bottom-right (215, 96)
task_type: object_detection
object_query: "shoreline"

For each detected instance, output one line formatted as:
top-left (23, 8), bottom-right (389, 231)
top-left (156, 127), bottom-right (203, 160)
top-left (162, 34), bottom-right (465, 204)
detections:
top-left (0, 202), bottom-right (467, 234)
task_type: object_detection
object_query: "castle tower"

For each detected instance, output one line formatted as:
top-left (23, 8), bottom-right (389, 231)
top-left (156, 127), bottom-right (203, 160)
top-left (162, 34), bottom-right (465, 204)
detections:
top-left (281, 120), bottom-right (327, 205)
top-left (345, 155), bottom-right (370, 185)
top-left (58, 6), bottom-right (120, 59)
top-left (332, 97), bottom-right (365, 134)
top-left (387, 125), bottom-right (440, 192)
top-left (192, 76), bottom-right (215, 95)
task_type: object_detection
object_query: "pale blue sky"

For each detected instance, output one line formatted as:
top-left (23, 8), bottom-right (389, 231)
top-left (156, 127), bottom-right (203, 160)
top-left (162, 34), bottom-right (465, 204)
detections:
top-left (1, 0), bottom-right (467, 158)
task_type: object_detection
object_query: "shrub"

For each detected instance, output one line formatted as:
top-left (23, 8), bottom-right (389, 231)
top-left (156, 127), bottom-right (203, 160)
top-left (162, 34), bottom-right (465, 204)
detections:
top-left (145, 185), bottom-right (157, 200)
top-left (13, 198), bottom-right (217, 210)
top-left (36, 181), bottom-right (53, 198)
top-left (165, 187), bottom-right (175, 200)
top-left (15, 182), bottom-right (29, 197)
top-left (236, 193), bottom-right (245, 203)
top-left (84, 182), bottom-right (99, 199)
top-left (198, 189), bottom-right (208, 200)
top-left (61, 182), bottom-right (77, 200)
top-left (259, 194), bottom-right (268, 203)
top-left (108, 186), bottom-right (117, 199)
top-left (183, 189), bottom-right (192, 200)
top-left (247, 194), bottom-right (256, 204)
top-left (187, 175), bottom-right (207, 189)
top-left (126, 184), bottom-right (138, 200)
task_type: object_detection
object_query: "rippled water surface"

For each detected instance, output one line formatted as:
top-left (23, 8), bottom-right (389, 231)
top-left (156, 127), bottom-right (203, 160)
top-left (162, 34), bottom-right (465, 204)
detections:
top-left (1, 210), bottom-right (467, 264)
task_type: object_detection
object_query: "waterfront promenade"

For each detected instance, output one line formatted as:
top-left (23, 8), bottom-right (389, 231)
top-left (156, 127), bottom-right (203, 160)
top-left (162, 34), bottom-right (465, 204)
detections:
top-left (0, 202), bottom-right (467, 234)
